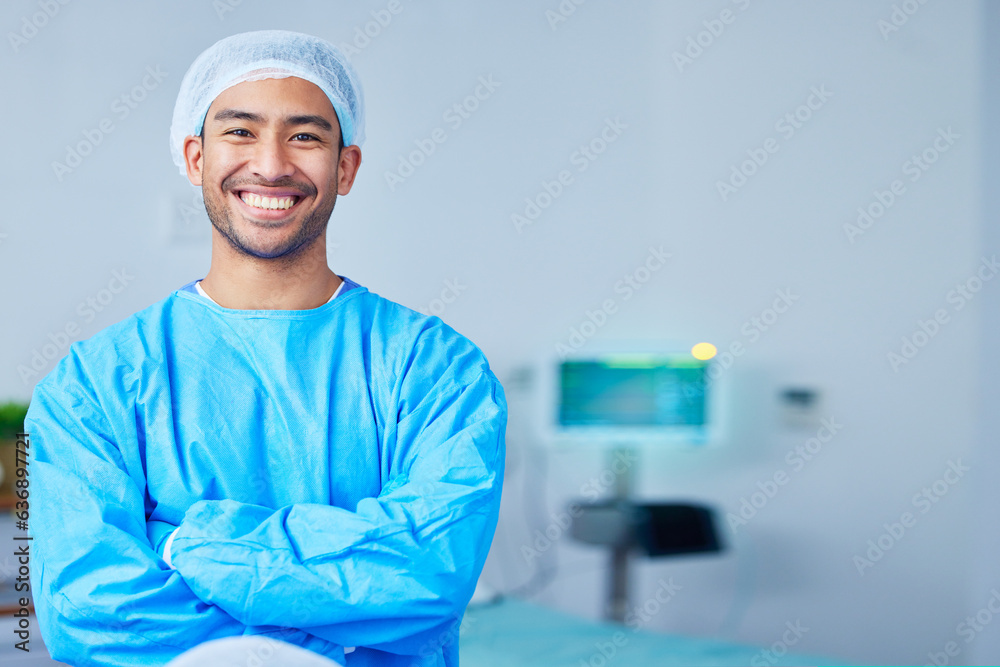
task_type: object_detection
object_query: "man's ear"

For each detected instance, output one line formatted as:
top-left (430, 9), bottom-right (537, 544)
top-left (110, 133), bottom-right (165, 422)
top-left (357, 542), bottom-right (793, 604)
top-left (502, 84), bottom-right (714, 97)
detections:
top-left (183, 135), bottom-right (204, 186)
top-left (336, 145), bottom-right (362, 196)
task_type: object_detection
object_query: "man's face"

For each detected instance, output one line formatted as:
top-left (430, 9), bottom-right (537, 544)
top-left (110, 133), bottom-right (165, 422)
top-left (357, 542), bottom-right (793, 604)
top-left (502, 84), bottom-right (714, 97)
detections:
top-left (184, 76), bottom-right (359, 261)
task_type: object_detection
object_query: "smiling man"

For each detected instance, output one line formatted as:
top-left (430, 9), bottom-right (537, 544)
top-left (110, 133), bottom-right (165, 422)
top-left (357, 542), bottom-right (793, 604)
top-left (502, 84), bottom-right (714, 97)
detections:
top-left (26, 30), bottom-right (506, 667)
top-left (193, 73), bottom-right (357, 309)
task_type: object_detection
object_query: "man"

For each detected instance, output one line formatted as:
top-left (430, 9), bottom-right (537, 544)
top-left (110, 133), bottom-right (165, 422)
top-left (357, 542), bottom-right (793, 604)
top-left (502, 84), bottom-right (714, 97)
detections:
top-left (26, 30), bottom-right (506, 666)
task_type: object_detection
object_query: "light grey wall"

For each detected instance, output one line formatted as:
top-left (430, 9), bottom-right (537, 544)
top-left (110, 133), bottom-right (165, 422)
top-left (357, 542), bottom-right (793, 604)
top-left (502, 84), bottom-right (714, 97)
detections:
top-left (0, 1), bottom-right (991, 665)
top-left (969, 1), bottom-right (1000, 664)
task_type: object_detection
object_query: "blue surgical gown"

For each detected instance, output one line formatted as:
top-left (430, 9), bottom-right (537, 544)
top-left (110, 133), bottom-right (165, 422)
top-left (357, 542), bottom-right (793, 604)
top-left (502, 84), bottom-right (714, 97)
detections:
top-left (25, 279), bottom-right (507, 667)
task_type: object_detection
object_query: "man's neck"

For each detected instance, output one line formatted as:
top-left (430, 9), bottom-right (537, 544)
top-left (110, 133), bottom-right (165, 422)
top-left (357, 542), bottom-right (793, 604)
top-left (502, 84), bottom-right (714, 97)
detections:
top-left (200, 232), bottom-right (341, 310)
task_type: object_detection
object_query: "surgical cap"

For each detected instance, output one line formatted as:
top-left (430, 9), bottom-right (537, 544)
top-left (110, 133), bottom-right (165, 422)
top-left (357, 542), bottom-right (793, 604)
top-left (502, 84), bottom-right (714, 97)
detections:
top-left (169, 30), bottom-right (365, 176)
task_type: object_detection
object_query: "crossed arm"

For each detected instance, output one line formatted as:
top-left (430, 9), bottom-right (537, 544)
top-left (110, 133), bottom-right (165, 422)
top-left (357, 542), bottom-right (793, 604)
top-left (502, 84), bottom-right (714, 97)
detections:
top-left (26, 360), bottom-right (506, 666)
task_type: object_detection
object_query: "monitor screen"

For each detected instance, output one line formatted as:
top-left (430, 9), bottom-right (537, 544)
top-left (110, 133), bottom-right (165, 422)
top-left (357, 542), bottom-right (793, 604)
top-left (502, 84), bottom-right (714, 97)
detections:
top-left (559, 357), bottom-right (708, 428)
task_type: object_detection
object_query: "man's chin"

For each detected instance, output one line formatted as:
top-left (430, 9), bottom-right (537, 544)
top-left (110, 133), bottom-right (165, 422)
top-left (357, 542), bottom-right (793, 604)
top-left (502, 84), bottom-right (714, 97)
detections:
top-left (230, 235), bottom-right (311, 260)
top-left (209, 221), bottom-right (301, 259)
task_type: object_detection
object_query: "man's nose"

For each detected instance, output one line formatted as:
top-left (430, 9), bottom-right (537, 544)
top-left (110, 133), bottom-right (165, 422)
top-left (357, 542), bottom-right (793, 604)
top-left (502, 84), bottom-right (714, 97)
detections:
top-left (248, 135), bottom-right (294, 181)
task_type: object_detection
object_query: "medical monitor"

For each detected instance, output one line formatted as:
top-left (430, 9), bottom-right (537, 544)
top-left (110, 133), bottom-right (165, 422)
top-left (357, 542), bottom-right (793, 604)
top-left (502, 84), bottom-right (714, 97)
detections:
top-left (540, 350), bottom-right (721, 448)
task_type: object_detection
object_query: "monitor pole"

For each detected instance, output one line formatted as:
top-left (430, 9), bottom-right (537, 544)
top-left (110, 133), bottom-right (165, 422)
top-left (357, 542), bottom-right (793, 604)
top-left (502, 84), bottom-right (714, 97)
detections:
top-left (607, 445), bottom-right (635, 623)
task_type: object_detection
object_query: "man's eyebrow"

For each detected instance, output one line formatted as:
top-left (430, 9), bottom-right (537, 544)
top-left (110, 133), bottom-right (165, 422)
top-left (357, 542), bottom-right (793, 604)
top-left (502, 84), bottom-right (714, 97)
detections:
top-left (213, 109), bottom-right (264, 124)
top-left (285, 114), bottom-right (333, 132)
top-left (212, 109), bottom-right (333, 132)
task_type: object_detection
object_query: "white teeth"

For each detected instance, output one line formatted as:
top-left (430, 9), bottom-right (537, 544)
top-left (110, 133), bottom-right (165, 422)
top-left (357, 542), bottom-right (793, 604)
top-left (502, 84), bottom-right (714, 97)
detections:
top-left (239, 192), bottom-right (297, 210)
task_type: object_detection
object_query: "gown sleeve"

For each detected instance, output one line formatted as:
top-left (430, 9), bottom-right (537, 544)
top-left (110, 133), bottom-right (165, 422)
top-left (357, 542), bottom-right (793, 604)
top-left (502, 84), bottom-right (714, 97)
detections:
top-left (166, 359), bottom-right (507, 659)
top-left (25, 351), bottom-right (344, 666)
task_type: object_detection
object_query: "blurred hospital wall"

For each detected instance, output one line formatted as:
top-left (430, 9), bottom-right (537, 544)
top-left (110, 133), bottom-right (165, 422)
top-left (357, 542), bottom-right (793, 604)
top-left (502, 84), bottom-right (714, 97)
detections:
top-left (0, 1), bottom-right (995, 665)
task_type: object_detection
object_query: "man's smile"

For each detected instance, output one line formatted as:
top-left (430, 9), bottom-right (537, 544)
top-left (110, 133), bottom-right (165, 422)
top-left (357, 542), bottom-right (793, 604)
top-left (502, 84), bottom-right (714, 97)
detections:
top-left (230, 187), bottom-right (307, 221)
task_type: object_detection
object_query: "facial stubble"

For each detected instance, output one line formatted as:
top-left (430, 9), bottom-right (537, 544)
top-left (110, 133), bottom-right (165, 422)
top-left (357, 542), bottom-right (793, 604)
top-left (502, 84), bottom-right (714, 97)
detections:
top-left (201, 146), bottom-right (341, 263)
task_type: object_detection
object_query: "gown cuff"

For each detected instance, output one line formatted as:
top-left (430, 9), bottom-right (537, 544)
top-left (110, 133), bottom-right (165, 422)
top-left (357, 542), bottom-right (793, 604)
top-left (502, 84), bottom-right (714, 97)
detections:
top-left (163, 527), bottom-right (181, 569)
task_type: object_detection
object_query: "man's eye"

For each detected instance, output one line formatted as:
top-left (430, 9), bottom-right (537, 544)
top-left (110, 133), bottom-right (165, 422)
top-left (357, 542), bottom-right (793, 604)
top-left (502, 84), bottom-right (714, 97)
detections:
top-left (225, 129), bottom-right (252, 137)
top-left (293, 133), bottom-right (318, 141)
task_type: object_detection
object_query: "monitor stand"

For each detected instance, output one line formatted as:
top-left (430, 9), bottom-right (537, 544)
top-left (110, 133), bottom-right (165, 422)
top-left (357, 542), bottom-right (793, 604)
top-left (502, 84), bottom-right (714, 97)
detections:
top-left (607, 445), bottom-right (635, 623)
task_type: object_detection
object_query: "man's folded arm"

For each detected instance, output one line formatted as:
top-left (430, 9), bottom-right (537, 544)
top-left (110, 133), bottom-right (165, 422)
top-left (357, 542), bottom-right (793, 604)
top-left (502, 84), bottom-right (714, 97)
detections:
top-left (167, 368), bottom-right (507, 656)
top-left (25, 374), bottom-right (341, 666)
